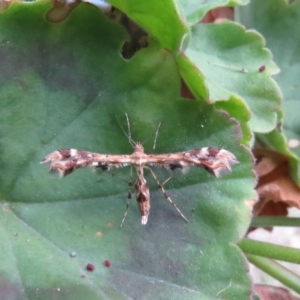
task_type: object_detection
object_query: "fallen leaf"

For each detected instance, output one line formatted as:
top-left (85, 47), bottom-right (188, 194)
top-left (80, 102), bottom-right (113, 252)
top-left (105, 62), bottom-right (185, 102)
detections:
top-left (253, 284), bottom-right (300, 300)
top-left (253, 149), bottom-right (300, 216)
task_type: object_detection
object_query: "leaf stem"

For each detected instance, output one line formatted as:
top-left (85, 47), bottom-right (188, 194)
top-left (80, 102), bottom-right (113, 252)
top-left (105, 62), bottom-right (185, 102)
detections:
top-left (251, 217), bottom-right (300, 227)
top-left (238, 238), bottom-right (300, 264)
top-left (246, 254), bottom-right (300, 294)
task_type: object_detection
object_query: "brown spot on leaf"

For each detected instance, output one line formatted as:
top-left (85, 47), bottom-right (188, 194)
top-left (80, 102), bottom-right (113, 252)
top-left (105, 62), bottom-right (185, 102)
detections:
top-left (96, 231), bottom-right (103, 237)
top-left (259, 65), bottom-right (266, 72)
top-left (107, 221), bottom-right (114, 227)
top-left (86, 263), bottom-right (94, 272)
top-left (104, 260), bottom-right (111, 267)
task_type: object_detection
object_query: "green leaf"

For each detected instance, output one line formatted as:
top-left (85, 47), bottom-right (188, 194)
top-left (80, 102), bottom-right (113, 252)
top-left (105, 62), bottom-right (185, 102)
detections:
top-left (111, 0), bottom-right (189, 51)
top-left (246, 254), bottom-right (300, 295)
top-left (105, 1), bottom-right (281, 139)
top-left (239, 238), bottom-right (300, 264)
top-left (183, 21), bottom-right (282, 134)
top-left (251, 216), bottom-right (300, 228)
top-left (215, 95), bottom-right (253, 145)
top-left (0, 2), bottom-right (255, 299)
top-left (238, 0), bottom-right (300, 184)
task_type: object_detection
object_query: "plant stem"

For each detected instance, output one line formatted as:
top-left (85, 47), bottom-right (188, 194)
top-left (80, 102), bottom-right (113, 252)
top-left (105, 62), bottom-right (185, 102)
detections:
top-left (247, 254), bottom-right (300, 294)
top-left (238, 238), bottom-right (300, 264)
top-left (251, 217), bottom-right (300, 227)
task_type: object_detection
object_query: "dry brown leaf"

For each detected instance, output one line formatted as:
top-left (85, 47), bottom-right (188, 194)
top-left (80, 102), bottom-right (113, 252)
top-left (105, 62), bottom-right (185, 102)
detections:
top-left (253, 284), bottom-right (300, 300)
top-left (253, 199), bottom-right (288, 219)
top-left (202, 7), bottom-right (234, 23)
top-left (45, 0), bottom-right (81, 23)
top-left (0, 0), bottom-right (11, 13)
top-left (253, 149), bottom-right (300, 215)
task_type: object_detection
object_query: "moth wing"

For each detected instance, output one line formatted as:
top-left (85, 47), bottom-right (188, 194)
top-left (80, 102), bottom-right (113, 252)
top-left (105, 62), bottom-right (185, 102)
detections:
top-left (183, 147), bottom-right (239, 177)
top-left (41, 149), bottom-right (131, 177)
top-left (146, 148), bottom-right (238, 178)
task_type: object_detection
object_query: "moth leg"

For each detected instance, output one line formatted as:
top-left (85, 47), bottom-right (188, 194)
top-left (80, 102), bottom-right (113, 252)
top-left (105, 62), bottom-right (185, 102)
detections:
top-left (120, 186), bottom-right (133, 228)
top-left (144, 166), bottom-right (188, 223)
top-left (120, 168), bottom-right (134, 227)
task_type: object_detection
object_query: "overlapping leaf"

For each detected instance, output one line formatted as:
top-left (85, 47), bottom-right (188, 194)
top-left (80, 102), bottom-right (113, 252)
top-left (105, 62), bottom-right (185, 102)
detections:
top-left (239, 0), bottom-right (300, 183)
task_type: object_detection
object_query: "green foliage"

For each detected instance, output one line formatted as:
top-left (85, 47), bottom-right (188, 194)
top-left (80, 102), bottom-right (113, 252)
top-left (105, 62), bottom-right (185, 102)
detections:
top-left (0, 0), bottom-right (291, 298)
top-left (238, 0), bottom-right (300, 295)
top-left (239, 0), bottom-right (300, 185)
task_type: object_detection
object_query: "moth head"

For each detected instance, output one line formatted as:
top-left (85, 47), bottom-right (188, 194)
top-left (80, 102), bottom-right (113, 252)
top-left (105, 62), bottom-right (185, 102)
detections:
top-left (134, 143), bottom-right (144, 154)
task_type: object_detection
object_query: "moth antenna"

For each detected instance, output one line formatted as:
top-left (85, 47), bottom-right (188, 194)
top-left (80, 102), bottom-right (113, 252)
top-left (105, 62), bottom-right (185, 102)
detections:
top-left (125, 113), bottom-right (131, 141)
top-left (125, 113), bottom-right (136, 148)
top-left (153, 122), bottom-right (162, 150)
top-left (140, 139), bottom-right (148, 146)
top-left (116, 113), bottom-right (136, 148)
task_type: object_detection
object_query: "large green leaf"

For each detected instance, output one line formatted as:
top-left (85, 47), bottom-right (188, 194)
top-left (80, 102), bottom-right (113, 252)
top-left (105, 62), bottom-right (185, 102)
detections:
top-left (238, 0), bottom-right (300, 183)
top-left (0, 2), bottom-right (255, 299)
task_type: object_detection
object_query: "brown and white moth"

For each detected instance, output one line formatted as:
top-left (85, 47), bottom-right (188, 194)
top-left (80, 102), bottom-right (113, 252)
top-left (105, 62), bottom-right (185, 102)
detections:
top-left (41, 115), bottom-right (238, 225)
